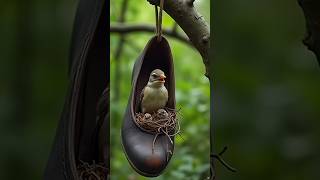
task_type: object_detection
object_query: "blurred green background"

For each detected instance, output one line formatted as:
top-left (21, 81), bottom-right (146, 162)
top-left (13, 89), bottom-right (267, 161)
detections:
top-left (0, 1), bottom-right (77, 179)
top-left (110, 0), bottom-right (210, 179)
top-left (1, 0), bottom-right (319, 180)
top-left (214, 0), bottom-right (320, 180)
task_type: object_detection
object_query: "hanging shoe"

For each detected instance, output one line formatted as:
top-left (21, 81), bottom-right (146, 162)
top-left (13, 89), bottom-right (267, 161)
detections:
top-left (121, 36), bottom-right (176, 177)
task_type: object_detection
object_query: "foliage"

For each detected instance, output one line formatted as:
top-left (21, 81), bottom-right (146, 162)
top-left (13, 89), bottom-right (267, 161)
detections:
top-left (214, 0), bottom-right (320, 180)
top-left (0, 1), bottom-right (76, 179)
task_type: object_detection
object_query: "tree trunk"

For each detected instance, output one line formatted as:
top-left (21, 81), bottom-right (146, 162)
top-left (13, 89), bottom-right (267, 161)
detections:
top-left (298, 0), bottom-right (320, 65)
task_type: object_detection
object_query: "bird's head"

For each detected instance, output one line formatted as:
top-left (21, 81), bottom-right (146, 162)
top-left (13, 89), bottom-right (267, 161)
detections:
top-left (148, 69), bottom-right (166, 87)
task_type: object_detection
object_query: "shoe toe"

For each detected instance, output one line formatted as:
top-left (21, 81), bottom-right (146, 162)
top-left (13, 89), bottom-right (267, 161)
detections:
top-left (122, 118), bottom-right (173, 177)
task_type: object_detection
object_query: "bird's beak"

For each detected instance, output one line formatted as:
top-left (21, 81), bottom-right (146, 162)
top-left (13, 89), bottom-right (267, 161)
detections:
top-left (159, 74), bottom-right (166, 82)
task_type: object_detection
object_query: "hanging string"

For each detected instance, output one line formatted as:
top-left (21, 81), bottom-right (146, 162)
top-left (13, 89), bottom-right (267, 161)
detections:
top-left (154, 0), bottom-right (164, 41)
top-left (154, 5), bottom-right (159, 35)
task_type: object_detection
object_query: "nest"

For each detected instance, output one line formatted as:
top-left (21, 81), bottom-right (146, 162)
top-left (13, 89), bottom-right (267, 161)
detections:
top-left (135, 108), bottom-right (180, 135)
top-left (77, 160), bottom-right (108, 180)
top-left (134, 108), bottom-right (180, 154)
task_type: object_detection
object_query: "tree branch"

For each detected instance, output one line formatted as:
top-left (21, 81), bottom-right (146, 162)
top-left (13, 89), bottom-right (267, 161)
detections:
top-left (147, 0), bottom-right (210, 77)
top-left (298, 0), bottom-right (320, 65)
top-left (110, 23), bottom-right (191, 46)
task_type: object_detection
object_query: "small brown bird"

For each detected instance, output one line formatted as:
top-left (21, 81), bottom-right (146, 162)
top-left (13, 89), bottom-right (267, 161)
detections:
top-left (140, 69), bottom-right (168, 114)
top-left (144, 113), bottom-right (153, 121)
top-left (157, 109), bottom-right (169, 119)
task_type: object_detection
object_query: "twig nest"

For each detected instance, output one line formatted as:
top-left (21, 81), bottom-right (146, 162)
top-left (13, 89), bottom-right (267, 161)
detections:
top-left (77, 160), bottom-right (108, 180)
top-left (134, 108), bottom-right (180, 135)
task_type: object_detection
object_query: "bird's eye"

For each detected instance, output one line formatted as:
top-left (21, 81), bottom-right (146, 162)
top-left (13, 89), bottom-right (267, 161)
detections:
top-left (151, 74), bottom-right (157, 78)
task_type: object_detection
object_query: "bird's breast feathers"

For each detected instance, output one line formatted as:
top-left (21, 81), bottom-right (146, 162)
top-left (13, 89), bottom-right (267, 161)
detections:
top-left (141, 86), bottom-right (168, 113)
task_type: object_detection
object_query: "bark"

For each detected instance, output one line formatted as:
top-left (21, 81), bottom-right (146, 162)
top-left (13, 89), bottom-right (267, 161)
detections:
top-left (147, 0), bottom-right (210, 77)
top-left (298, 0), bottom-right (320, 64)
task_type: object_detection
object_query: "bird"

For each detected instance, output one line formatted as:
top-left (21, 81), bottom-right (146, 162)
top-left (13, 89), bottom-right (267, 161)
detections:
top-left (157, 109), bottom-right (168, 119)
top-left (140, 69), bottom-right (168, 114)
top-left (144, 113), bottom-right (153, 121)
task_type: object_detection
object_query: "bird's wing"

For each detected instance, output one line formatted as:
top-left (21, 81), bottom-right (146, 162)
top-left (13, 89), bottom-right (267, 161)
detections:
top-left (140, 87), bottom-right (145, 104)
top-left (139, 87), bottom-right (145, 111)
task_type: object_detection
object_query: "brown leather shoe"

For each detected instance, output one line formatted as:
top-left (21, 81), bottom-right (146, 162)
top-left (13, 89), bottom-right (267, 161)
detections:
top-left (121, 36), bottom-right (176, 177)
